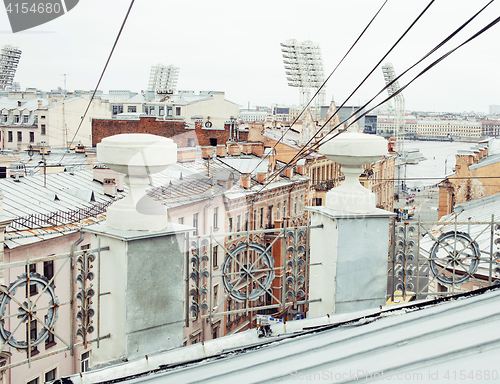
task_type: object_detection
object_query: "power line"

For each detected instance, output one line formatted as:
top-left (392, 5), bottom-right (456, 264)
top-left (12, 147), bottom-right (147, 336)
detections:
top-left (59, 0), bottom-right (136, 163)
top-left (255, 0), bottom-right (440, 194)
top-left (246, 0), bottom-right (390, 177)
top-left (260, 2), bottom-right (499, 195)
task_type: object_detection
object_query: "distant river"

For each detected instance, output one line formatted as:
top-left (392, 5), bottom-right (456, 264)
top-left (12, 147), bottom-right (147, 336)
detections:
top-left (401, 140), bottom-right (476, 189)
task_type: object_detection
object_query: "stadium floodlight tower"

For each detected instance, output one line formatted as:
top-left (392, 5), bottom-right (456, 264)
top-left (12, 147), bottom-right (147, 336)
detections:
top-left (281, 39), bottom-right (326, 120)
top-left (0, 45), bottom-right (22, 90)
top-left (148, 64), bottom-right (179, 95)
top-left (382, 62), bottom-right (406, 196)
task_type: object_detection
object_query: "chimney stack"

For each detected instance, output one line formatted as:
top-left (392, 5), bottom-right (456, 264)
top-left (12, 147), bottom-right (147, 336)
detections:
top-left (240, 173), bottom-right (251, 189)
top-left (307, 133), bottom-right (394, 316)
top-left (85, 134), bottom-right (192, 368)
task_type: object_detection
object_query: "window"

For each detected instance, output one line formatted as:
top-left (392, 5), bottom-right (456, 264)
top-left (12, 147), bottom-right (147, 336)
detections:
top-left (44, 260), bottom-right (54, 287)
top-left (277, 202), bottom-right (281, 220)
top-left (193, 213), bottom-right (199, 235)
top-left (187, 138), bottom-right (195, 147)
top-left (81, 351), bottom-right (90, 372)
top-left (244, 212), bottom-right (249, 231)
top-left (1, 114), bottom-right (6, 122)
top-left (178, 217), bottom-right (184, 225)
top-left (45, 314), bottom-right (55, 348)
top-left (112, 105), bottom-right (123, 115)
top-left (259, 208), bottom-right (264, 228)
top-left (17, 131), bottom-right (22, 142)
top-left (176, 107), bottom-right (181, 116)
top-left (314, 198), bottom-right (323, 206)
top-left (23, 115), bottom-right (29, 123)
top-left (300, 195), bottom-right (304, 212)
top-left (213, 285), bottom-right (218, 306)
top-left (283, 201), bottom-right (286, 218)
top-left (0, 167), bottom-right (6, 179)
top-left (228, 217), bottom-right (233, 233)
top-left (26, 317), bottom-right (38, 355)
top-left (213, 246), bottom-right (218, 268)
top-left (80, 244), bottom-right (90, 250)
top-left (294, 197), bottom-right (298, 215)
top-left (41, 124), bottom-right (46, 135)
top-left (236, 215), bottom-right (241, 232)
top-left (268, 205), bottom-right (273, 227)
top-left (227, 298), bottom-right (232, 322)
top-left (45, 368), bottom-right (57, 382)
top-left (212, 326), bottom-right (218, 340)
top-left (127, 106), bottom-right (136, 113)
top-left (27, 378), bottom-right (39, 384)
top-left (41, 115), bottom-right (45, 119)
top-left (167, 107), bottom-right (173, 116)
top-left (26, 263), bottom-right (37, 296)
top-left (29, 132), bottom-right (34, 143)
top-left (213, 207), bottom-right (218, 229)
top-left (14, 115), bottom-right (20, 123)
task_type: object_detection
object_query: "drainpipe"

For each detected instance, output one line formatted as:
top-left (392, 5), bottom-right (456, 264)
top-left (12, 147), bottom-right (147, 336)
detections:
top-left (203, 196), bottom-right (214, 235)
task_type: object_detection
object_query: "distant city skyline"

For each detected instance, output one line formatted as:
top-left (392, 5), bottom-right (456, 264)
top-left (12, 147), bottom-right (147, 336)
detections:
top-left (1, 0), bottom-right (499, 113)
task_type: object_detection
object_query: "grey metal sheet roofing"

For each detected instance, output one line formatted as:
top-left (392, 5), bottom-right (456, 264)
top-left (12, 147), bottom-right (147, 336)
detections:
top-left (469, 153), bottom-right (500, 169)
top-left (0, 97), bottom-right (50, 110)
top-left (219, 157), bottom-right (268, 175)
top-left (64, 287), bottom-right (500, 384)
top-left (0, 169), bottom-right (124, 231)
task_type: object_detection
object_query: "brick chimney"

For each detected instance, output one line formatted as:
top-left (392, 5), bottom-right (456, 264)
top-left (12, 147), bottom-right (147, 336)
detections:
top-left (296, 159), bottom-right (306, 175)
top-left (177, 148), bottom-right (196, 163)
top-left (283, 167), bottom-right (293, 179)
top-left (256, 172), bottom-right (267, 184)
top-left (201, 146), bottom-right (214, 159)
top-left (216, 144), bottom-right (226, 157)
top-left (103, 178), bottom-right (117, 197)
top-left (227, 143), bottom-right (241, 156)
top-left (251, 143), bottom-right (264, 157)
top-left (240, 173), bottom-right (251, 189)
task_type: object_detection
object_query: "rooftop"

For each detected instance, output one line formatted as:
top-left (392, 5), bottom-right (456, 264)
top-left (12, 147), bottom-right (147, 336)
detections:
top-left (64, 286), bottom-right (500, 383)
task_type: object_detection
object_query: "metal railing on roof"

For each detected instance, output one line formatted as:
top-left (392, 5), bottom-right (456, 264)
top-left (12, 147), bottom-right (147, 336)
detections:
top-left (8, 200), bottom-right (120, 231)
top-left (388, 217), bottom-right (500, 304)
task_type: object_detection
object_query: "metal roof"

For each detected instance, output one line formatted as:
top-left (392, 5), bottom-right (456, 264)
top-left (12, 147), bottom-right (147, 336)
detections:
top-left (219, 158), bottom-right (268, 175)
top-left (62, 286), bottom-right (500, 384)
top-left (0, 97), bottom-right (50, 111)
top-left (469, 153), bottom-right (500, 170)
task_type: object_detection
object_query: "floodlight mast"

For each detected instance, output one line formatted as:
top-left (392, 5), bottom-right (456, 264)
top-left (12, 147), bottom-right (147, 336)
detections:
top-left (281, 39), bottom-right (326, 120)
top-left (148, 64), bottom-right (179, 95)
top-left (0, 45), bottom-right (22, 90)
top-left (382, 62), bottom-right (406, 196)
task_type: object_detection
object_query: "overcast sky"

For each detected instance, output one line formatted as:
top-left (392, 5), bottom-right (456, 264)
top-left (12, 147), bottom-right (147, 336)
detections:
top-left (2, 0), bottom-right (499, 113)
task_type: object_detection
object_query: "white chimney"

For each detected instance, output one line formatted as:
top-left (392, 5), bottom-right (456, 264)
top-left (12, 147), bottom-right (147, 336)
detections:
top-left (307, 133), bottom-right (394, 316)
